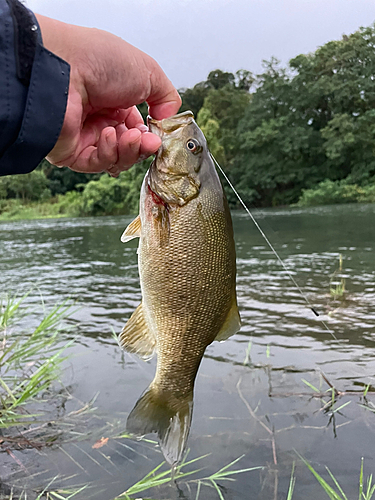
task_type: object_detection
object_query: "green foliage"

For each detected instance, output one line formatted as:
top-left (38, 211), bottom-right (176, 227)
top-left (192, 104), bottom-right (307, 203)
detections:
top-left (79, 161), bottom-right (148, 216)
top-left (296, 179), bottom-right (375, 206)
top-left (180, 68), bottom-right (253, 119)
top-left (330, 254), bottom-right (347, 300)
top-left (41, 159), bottom-right (100, 196)
top-left (80, 175), bottom-right (125, 216)
top-left (114, 452), bottom-right (261, 499)
top-left (180, 82), bottom-right (210, 117)
top-left (358, 184), bottom-right (375, 202)
top-left (197, 109), bottom-right (225, 164)
top-left (0, 161), bottom-right (149, 220)
top-left (0, 294), bottom-right (74, 428)
top-left (296, 179), bottom-right (363, 206)
top-left (298, 455), bottom-right (375, 500)
top-left (232, 25), bottom-right (375, 206)
top-left (4, 24), bottom-right (375, 216)
top-left (198, 85), bottom-right (251, 167)
top-left (0, 169), bottom-right (51, 201)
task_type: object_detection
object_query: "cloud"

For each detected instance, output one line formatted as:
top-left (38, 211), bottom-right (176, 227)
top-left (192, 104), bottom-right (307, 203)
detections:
top-left (27, 0), bottom-right (375, 88)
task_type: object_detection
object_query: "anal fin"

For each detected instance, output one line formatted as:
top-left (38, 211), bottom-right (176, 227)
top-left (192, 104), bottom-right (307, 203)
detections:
top-left (121, 215), bottom-right (141, 243)
top-left (118, 303), bottom-right (156, 360)
top-left (215, 299), bottom-right (241, 342)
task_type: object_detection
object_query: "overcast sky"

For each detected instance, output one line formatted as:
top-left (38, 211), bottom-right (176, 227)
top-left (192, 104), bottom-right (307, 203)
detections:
top-left (27, 0), bottom-right (375, 89)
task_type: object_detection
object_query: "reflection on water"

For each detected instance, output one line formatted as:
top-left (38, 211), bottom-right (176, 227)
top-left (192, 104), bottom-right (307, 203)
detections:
top-left (0, 203), bottom-right (375, 499)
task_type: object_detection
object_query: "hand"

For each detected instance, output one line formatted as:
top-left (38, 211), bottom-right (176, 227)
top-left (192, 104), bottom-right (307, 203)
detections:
top-left (36, 15), bottom-right (181, 176)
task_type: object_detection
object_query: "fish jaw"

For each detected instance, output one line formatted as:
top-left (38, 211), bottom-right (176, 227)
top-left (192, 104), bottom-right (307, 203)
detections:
top-left (145, 112), bottom-right (208, 206)
top-left (147, 111), bottom-right (195, 137)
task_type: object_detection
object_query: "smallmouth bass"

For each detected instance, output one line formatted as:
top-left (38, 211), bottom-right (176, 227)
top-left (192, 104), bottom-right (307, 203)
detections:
top-left (119, 111), bottom-right (240, 466)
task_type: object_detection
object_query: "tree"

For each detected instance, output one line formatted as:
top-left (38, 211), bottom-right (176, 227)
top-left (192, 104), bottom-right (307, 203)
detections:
top-left (198, 86), bottom-right (251, 168)
top-left (41, 160), bottom-right (100, 195)
top-left (0, 169), bottom-right (51, 201)
top-left (180, 68), bottom-right (253, 119)
top-left (179, 82), bottom-right (210, 118)
top-left (232, 25), bottom-right (375, 206)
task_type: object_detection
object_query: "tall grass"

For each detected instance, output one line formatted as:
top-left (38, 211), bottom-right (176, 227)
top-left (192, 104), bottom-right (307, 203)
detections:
top-left (8, 480), bottom-right (87, 500)
top-left (330, 254), bottom-right (347, 300)
top-left (113, 452), bottom-right (262, 499)
top-left (298, 456), bottom-right (375, 500)
top-left (0, 293), bottom-right (74, 429)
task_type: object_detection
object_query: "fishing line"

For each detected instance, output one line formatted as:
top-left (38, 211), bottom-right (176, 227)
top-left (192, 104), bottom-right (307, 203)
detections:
top-left (211, 153), bottom-right (340, 343)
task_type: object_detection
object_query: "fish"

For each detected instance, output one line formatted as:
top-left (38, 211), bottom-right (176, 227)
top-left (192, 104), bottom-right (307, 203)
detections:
top-left (119, 110), bottom-right (241, 466)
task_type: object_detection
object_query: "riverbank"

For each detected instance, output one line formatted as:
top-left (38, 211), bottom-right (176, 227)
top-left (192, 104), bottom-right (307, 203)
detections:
top-left (1, 178), bottom-right (375, 222)
top-left (0, 162), bottom-right (147, 222)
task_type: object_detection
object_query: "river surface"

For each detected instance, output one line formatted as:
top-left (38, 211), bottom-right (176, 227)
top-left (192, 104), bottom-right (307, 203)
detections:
top-left (0, 204), bottom-right (374, 499)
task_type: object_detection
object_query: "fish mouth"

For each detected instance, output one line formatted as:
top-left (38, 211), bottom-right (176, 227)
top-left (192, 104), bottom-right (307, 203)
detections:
top-left (147, 110), bottom-right (195, 137)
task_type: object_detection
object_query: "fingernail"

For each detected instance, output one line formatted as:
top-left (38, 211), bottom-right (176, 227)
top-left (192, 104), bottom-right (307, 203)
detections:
top-left (136, 124), bottom-right (149, 134)
top-left (106, 130), bottom-right (116, 147)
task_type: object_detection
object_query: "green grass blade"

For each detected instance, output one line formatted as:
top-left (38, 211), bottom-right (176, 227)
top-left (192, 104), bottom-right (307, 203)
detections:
top-left (326, 467), bottom-right (348, 500)
top-left (332, 401), bottom-right (351, 414)
top-left (49, 485), bottom-right (88, 499)
top-left (210, 454), bottom-right (245, 477)
top-left (301, 379), bottom-right (320, 393)
top-left (210, 479), bottom-right (225, 500)
top-left (287, 462), bottom-right (296, 500)
top-left (123, 462), bottom-right (171, 496)
top-left (0, 377), bottom-right (17, 404)
top-left (243, 339), bottom-right (252, 365)
top-left (195, 481), bottom-right (202, 500)
top-left (297, 454), bottom-right (343, 500)
top-left (208, 453), bottom-right (262, 481)
top-left (360, 457), bottom-right (364, 500)
top-left (364, 474), bottom-right (375, 500)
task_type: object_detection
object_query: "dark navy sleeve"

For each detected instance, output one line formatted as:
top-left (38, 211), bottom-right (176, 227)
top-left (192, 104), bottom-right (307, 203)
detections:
top-left (0, 0), bottom-right (70, 176)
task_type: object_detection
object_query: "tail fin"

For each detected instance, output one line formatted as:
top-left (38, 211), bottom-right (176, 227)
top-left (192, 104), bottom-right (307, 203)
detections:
top-left (127, 385), bottom-right (193, 467)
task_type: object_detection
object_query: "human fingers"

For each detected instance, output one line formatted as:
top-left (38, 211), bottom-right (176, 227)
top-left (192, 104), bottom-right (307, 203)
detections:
top-left (139, 133), bottom-right (162, 157)
top-left (107, 126), bottom-right (151, 177)
top-left (97, 127), bottom-right (118, 166)
top-left (148, 96), bottom-right (182, 121)
top-left (103, 106), bottom-right (144, 129)
top-left (124, 106), bottom-right (145, 129)
top-left (146, 77), bottom-right (181, 120)
top-left (65, 126), bottom-right (118, 173)
top-left (116, 128), bottom-right (143, 169)
top-left (61, 123), bottom-right (161, 174)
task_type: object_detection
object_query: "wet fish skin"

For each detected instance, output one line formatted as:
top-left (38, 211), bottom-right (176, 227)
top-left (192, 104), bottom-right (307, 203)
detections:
top-left (119, 110), bottom-right (240, 466)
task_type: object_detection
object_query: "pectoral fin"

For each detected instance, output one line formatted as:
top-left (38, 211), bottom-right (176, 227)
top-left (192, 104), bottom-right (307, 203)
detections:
top-left (215, 300), bottom-right (241, 342)
top-left (118, 303), bottom-right (156, 360)
top-left (121, 215), bottom-right (141, 243)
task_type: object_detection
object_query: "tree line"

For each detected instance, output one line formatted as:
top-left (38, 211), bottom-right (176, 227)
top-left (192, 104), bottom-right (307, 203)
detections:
top-left (1, 23), bottom-right (375, 218)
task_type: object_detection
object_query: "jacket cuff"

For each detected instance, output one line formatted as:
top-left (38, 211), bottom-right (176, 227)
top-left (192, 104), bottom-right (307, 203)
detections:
top-left (0, 11), bottom-right (70, 175)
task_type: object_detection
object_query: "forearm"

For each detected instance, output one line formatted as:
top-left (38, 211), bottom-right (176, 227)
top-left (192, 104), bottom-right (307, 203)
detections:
top-left (0, 0), bottom-right (69, 176)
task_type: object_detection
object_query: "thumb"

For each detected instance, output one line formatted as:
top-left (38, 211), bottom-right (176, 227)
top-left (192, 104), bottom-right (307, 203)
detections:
top-left (148, 97), bottom-right (182, 121)
top-left (144, 58), bottom-right (182, 119)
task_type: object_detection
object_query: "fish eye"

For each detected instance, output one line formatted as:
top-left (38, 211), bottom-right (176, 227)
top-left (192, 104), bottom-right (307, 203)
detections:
top-left (186, 139), bottom-right (200, 152)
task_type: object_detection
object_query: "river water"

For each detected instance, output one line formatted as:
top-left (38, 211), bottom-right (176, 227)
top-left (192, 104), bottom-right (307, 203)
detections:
top-left (0, 203), bottom-right (374, 499)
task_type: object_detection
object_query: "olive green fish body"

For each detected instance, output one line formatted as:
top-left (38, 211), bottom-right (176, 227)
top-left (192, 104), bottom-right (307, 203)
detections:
top-left (119, 111), bottom-right (240, 466)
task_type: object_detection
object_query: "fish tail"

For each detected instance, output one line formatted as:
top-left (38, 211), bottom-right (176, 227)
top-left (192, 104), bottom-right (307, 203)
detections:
top-left (127, 384), bottom-right (193, 467)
